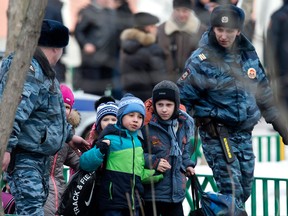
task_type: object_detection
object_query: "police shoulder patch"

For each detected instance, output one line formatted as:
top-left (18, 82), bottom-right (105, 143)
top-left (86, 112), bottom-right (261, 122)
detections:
top-left (198, 53), bottom-right (207, 61)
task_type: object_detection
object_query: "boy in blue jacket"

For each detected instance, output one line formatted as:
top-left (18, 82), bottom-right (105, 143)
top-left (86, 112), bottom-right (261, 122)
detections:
top-left (142, 80), bottom-right (195, 216)
top-left (80, 93), bottom-right (161, 216)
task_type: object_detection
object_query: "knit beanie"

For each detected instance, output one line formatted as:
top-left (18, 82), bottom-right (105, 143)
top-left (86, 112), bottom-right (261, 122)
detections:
top-left (173, 0), bottom-right (193, 10)
top-left (96, 102), bottom-right (118, 127)
top-left (117, 93), bottom-right (146, 126)
top-left (38, 19), bottom-right (69, 48)
top-left (210, 4), bottom-right (245, 30)
top-left (152, 80), bottom-right (180, 119)
top-left (60, 84), bottom-right (74, 108)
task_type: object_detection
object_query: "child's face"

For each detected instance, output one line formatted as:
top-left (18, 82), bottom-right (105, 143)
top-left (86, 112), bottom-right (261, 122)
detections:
top-left (155, 99), bottom-right (175, 120)
top-left (64, 103), bottom-right (72, 118)
top-left (100, 115), bottom-right (117, 130)
top-left (122, 112), bottom-right (143, 132)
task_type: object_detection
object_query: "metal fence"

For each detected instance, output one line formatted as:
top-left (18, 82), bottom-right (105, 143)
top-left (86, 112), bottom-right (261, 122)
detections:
top-left (185, 174), bottom-right (288, 216)
top-left (192, 134), bottom-right (286, 163)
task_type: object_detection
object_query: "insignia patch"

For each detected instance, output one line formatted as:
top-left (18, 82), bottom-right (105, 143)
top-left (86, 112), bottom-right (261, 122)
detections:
top-left (221, 16), bottom-right (229, 23)
top-left (198, 53), bottom-right (207, 61)
top-left (247, 68), bottom-right (256, 79)
top-left (179, 69), bottom-right (191, 81)
top-left (151, 136), bottom-right (160, 145)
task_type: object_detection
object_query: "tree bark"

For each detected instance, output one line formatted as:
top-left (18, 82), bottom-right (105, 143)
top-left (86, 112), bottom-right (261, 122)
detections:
top-left (0, 0), bottom-right (48, 215)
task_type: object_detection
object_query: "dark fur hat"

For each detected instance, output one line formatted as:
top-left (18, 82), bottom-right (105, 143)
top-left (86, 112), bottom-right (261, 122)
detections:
top-left (173, 0), bottom-right (193, 10)
top-left (210, 5), bottom-right (245, 29)
top-left (38, 19), bottom-right (69, 48)
top-left (134, 12), bottom-right (159, 27)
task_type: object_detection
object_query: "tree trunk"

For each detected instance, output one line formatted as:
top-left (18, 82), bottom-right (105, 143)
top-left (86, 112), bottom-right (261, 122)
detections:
top-left (0, 0), bottom-right (48, 215)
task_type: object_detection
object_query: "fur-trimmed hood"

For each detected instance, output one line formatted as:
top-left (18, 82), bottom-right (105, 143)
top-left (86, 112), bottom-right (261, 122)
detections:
top-left (165, 11), bottom-right (201, 36)
top-left (67, 109), bottom-right (81, 129)
top-left (120, 28), bottom-right (157, 54)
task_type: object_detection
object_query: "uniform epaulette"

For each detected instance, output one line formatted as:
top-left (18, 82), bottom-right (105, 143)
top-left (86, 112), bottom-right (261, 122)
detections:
top-left (29, 65), bottom-right (35, 72)
top-left (198, 53), bottom-right (207, 61)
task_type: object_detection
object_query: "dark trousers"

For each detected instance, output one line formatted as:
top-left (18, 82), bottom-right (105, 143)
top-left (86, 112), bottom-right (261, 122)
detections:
top-left (143, 201), bottom-right (184, 216)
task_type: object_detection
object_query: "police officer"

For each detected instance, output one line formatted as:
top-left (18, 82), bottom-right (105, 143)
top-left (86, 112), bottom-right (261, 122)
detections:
top-left (0, 20), bottom-right (89, 216)
top-left (177, 5), bottom-right (288, 215)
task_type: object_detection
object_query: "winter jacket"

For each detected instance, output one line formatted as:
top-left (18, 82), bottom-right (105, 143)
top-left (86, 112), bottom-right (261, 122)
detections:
top-left (120, 28), bottom-right (166, 101)
top-left (44, 110), bottom-right (80, 216)
top-left (74, 4), bottom-right (118, 95)
top-left (80, 124), bottom-right (158, 211)
top-left (157, 12), bottom-right (206, 82)
top-left (0, 52), bottom-right (73, 155)
top-left (142, 110), bottom-right (195, 203)
top-left (177, 29), bottom-right (279, 130)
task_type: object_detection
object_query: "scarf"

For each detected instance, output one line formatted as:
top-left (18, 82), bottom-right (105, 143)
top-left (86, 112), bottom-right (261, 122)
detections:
top-left (159, 118), bottom-right (182, 156)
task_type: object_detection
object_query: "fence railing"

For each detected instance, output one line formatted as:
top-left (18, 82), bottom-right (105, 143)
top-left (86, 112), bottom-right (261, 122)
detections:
top-left (185, 173), bottom-right (288, 216)
top-left (192, 134), bottom-right (286, 163)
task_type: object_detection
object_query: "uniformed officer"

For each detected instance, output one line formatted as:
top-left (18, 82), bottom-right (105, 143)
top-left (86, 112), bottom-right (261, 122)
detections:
top-left (0, 19), bottom-right (89, 216)
top-left (177, 4), bottom-right (288, 216)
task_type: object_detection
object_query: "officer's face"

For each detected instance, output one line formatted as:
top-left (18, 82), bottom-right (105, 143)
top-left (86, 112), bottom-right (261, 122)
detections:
top-left (213, 27), bottom-right (240, 48)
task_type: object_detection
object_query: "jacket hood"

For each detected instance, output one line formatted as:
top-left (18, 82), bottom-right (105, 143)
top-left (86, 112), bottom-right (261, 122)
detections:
top-left (120, 28), bottom-right (157, 54)
top-left (67, 109), bottom-right (81, 128)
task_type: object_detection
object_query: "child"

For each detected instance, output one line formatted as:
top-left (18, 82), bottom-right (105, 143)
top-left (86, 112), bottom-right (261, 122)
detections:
top-left (44, 84), bottom-right (81, 216)
top-left (80, 93), bottom-right (161, 216)
top-left (142, 80), bottom-right (195, 216)
top-left (86, 96), bottom-right (118, 146)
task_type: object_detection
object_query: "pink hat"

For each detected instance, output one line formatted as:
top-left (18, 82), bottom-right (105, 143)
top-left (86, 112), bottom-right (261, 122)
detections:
top-left (60, 84), bottom-right (75, 108)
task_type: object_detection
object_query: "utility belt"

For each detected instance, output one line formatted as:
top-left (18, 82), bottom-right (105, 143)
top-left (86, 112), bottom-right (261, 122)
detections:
top-left (196, 118), bottom-right (235, 163)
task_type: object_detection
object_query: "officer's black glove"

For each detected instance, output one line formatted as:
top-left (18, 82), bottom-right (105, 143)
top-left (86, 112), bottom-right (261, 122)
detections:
top-left (97, 141), bottom-right (110, 155)
top-left (272, 118), bottom-right (288, 145)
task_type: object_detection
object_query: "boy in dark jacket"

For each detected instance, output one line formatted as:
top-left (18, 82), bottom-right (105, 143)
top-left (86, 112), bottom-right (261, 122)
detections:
top-left (142, 80), bottom-right (195, 216)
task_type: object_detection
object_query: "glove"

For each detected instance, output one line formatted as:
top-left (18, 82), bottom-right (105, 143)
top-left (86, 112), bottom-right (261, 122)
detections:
top-left (272, 118), bottom-right (288, 145)
top-left (97, 141), bottom-right (110, 155)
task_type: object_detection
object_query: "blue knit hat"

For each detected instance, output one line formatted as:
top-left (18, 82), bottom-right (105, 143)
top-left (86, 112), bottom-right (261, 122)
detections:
top-left (117, 93), bottom-right (145, 126)
top-left (96, 102), bottom-right (118, 127)
top-left (38, 19), bottom-right (69, 48)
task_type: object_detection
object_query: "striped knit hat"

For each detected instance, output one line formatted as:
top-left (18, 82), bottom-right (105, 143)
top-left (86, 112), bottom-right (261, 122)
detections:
top-left (96, 102), bottom-right (118, 127)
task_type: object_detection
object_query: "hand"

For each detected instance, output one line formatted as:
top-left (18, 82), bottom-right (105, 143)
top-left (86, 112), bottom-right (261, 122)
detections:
top-left (84, 43), bottom-right (96, 54)
top-left (156, 158), bottom-right (171, 173)
top-left (97, 140), bottom-right (110, 155)
top-left (2, 152), bottom-right (11, 172)
top-left (185, 166), bottom-right (195, 177)
top-left (68, 135), bottom-right (90, 155)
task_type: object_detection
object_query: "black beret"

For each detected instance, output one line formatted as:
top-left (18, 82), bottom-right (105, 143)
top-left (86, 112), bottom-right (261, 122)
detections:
top-left (210, 5), bottom-right (245, 29)
top-left (38, 19), bottom-right (69, 48)
top-left (173, 0), bottom-right (193, 10)
top-left (134, 12), bottom-right (159, 27)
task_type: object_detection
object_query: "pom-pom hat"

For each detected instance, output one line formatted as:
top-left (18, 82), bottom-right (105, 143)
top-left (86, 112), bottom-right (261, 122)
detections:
top-left (117, 93), bottom-right (145, 126)
top-left (38, 19), bottom-right (69, 48)
top-left (96, 102), bottom-right (118, 127)
top-left (210, 5), bottom-right (245, 30)
top-left (60, 84), bottom-right (74, 108)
